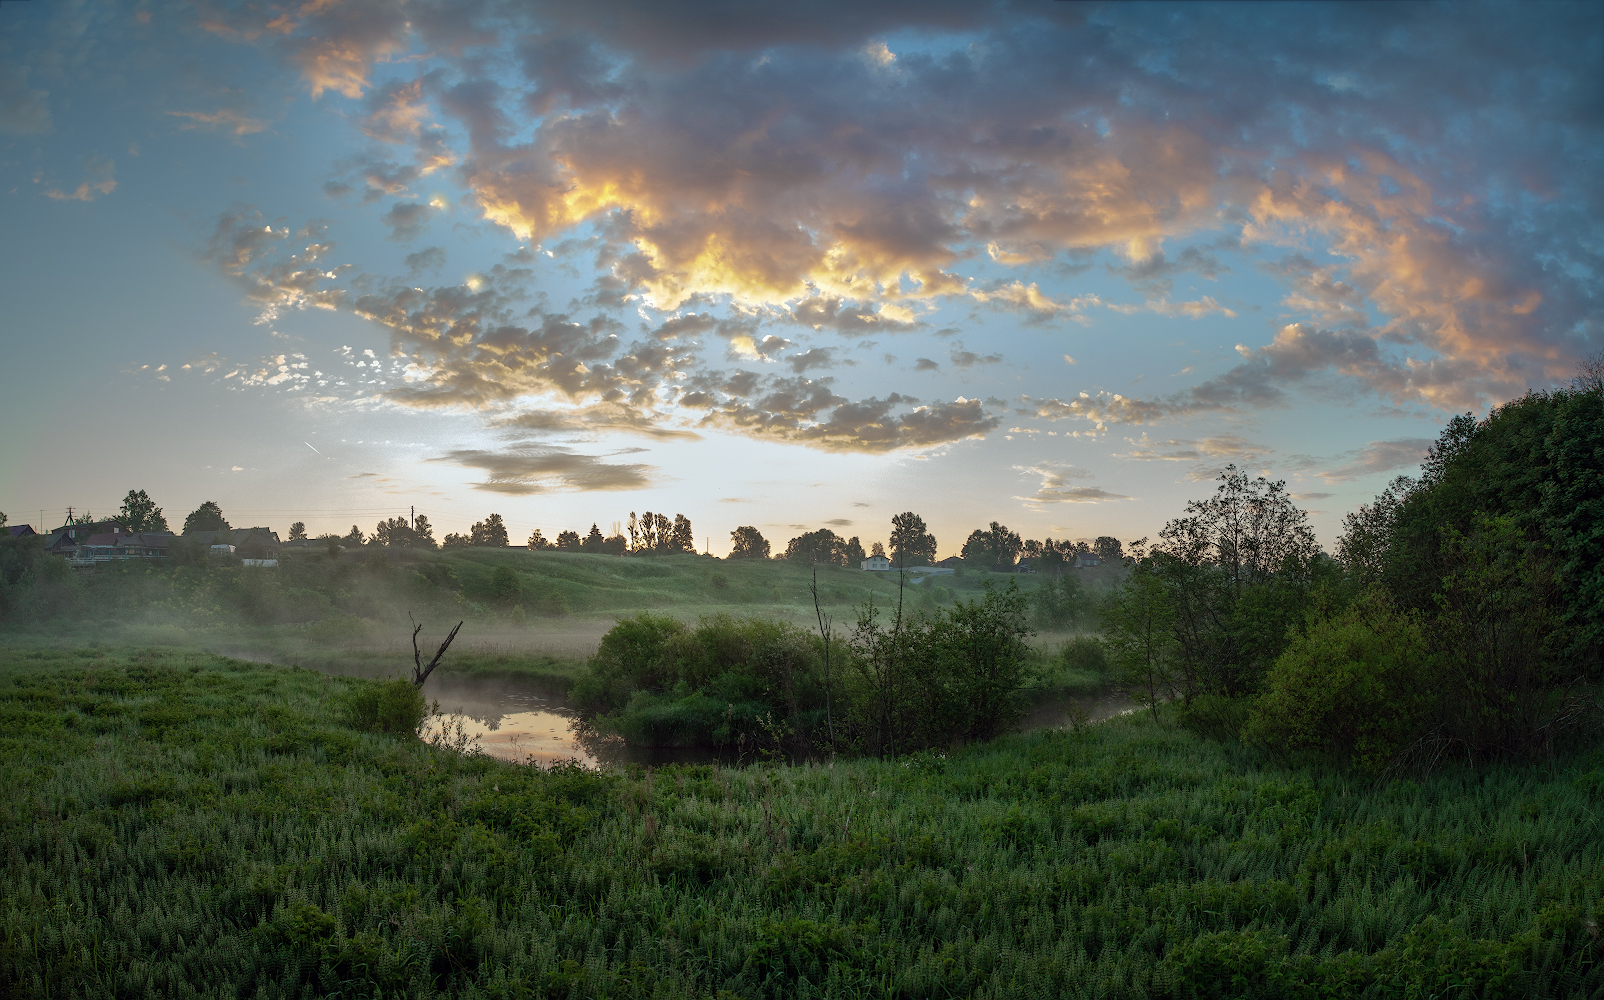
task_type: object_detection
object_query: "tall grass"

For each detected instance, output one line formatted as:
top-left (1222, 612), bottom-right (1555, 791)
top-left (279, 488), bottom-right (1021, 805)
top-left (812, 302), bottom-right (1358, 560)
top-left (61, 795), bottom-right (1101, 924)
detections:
top-left (2, 645), bottom-right (1599, 997)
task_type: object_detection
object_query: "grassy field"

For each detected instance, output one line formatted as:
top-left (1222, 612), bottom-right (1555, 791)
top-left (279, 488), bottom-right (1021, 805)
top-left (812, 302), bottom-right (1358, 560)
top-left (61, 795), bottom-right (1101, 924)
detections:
top-left (2, 645), bottom-right (1599, 998)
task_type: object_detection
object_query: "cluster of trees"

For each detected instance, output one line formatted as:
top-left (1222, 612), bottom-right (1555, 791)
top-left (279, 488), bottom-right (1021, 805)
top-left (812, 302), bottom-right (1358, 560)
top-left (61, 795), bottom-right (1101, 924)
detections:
top-left (571, 579), bottom-right (1037, 757)
top-left (1101, 360), bottom-right (1602, 772)
top-left (959, 522), bottom-right (1123, 572)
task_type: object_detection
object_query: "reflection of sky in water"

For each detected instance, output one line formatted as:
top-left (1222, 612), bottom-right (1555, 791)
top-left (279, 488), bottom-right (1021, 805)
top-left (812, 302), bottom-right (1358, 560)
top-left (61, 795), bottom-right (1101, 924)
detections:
top-left (421, 687), bottom-right (598, 766)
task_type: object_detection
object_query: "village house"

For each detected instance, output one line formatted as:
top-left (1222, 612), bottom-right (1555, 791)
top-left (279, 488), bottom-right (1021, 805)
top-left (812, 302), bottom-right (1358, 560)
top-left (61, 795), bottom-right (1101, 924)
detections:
top-left (860, 554), bottom-right (891, 571)
top-left (67, 531), bottom-right (175, 566)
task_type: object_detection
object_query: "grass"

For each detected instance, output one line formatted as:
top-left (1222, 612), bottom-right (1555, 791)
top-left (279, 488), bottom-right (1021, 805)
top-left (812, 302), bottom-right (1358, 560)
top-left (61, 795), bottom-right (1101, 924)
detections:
top-left (3, 644), bottom-right (1600, 997)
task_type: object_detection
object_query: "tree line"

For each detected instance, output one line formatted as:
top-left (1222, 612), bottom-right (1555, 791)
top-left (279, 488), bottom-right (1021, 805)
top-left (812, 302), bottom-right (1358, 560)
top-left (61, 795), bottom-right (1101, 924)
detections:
top-left (1100, 357), bottom-right (1603, 773)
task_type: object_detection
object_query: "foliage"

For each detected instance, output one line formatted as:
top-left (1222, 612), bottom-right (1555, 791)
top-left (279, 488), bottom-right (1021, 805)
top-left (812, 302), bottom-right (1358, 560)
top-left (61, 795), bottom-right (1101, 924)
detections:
top-left (374, 516), bottom-right (436, 549)
top-left (181, 500), bottom-right (229, 534)
top-left (341, 675), bottom-right (430, 735)
top-left (629, 511), bottom-right (695, 554)
top-left (287, 521), bottom-right (307, 541)
top-left (1150, 467), bottom-right (1323, 698)
top-left (1033, 571), bottom-right (1094, 629)
top-left (730, 525), bottom-right (771, 559)
top-left (555, 528), bottom-right (582, 550)
top-left (469, 513), bottom-right (509, 547)
top-left (1102, 566), bottom-right (1178, 723)
top-left (889, 511), bottom-right (937, 567)
top-left (961, 521), bottom-right (1022, 569)
top-left (1364, 385), bottom-right (1603, 663)
top-left (117, 489), bottom-right (168, 533)
top-left (784, 528), bottom-right (849, 565)
top-left (1243, 589), bottom-right (1439, 771)
top-left (2, 647), bottom-right (1599, 998)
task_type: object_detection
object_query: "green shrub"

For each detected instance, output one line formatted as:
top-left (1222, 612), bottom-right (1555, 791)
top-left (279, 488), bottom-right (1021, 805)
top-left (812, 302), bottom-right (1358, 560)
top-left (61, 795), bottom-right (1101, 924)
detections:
top-left (1242, 590), bottom-right (1437, 771)
top-left (341, 677), bottom-right (427, 735)
top-left (1060, 635), bottom-right (1109, 675)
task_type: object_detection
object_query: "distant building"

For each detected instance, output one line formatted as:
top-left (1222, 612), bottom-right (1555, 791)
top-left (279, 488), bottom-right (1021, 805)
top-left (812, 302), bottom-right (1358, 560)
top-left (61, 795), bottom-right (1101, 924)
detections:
top-left (1015, 559), bottom-right (1036, 574)
top-left (936, 555), bottom-right (962, 569)
top-left (186, 527), bottom-right (281, 558)
top-left (7, 524), bottom-right (36, 538)
top-left (861, 555), bottom-right (891, 571)
top-left (1074, 552), bottom-right (1103, 569)
top-left (68, 531), bottom-right (174, 566)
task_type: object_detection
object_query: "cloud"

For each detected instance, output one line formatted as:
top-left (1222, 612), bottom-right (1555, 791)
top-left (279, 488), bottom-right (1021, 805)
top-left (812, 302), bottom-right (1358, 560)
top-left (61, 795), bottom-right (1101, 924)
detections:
top-left (1116, 432), bottom-right (1272, 465)
top-left (1013, 462), bottom-right (1132, 508)
top-left (0, 65), bottom-right (51, 135)
top-left (1108, 245), bottom-right (1230, 299)
top-left (381, 201), bottom-right (434, 241)
top-left (824, 518), bottom-right (853, 527)
top-left (431, 446), bottom-right (655, 494)
top-left (949, 343), bottom-right (1003, 369)
top-left (405, 246), bottom-right (447, 274)
top-left (698, 383), bottom-right (998, 453)
top-left (913, 357), bottom-right (940, 372)
top-left (168, 109), bottom-right (269, 136)
top-left (791, 296), bottom-right (919, 334)
top-left (787, 347), bottom-right (838, 374)
top-left (1306, 438), bottom-right (1433, 484)
top-left (491, 403), bottom-right (701, 441)
top-left (44, 155), bottom-right (116, 202)
top-left (1030, 322), bottom-right (1492, 430)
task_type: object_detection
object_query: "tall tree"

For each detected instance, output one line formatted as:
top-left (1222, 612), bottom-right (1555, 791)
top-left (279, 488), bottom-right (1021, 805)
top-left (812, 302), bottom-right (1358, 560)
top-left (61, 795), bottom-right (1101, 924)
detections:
top-left (119, 490), bottom-right (168, 533)
top-left (374, 517), bottom-right (415, 548)
top-left (870, 541), bottom-right (885, 558)
top-left (729, 526), bottom-right (770, 560)
top-left (583, 523), bottom-right (605, 553)
top-left (470, 514), bottom-right (509, 547)
top-left (671, 514), bottom-right (694, 554)
top-left (784, 528), bottom-right (844, 565)
top-left (412, 515), bottom-right (436, 549)
top-left (288, 521), bottom-right (308, 541)
top-left (556, 529), bottom-right (581, 551)
top-left (1093, 536), bottom-right (1124, 563)
top-left (183, 501), bottom-right (229, 535)
top-left (889, 511), bottom-right (936, 568)
top-left (343, 525), bottom-right (366, 546)
top-left (842, 536), bottom-right (866, 565)
top-left (527, 528), bottom-right (549, 550)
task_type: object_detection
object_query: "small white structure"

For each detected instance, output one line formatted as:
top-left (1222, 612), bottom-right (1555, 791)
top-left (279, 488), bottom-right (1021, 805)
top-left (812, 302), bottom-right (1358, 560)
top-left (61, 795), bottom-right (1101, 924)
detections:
top-left (241, 558), bottom-right (278, 568)
top-left (211, 544), bottom-right (236, 556)
top-left (861, 555), bottom-right (891, 571)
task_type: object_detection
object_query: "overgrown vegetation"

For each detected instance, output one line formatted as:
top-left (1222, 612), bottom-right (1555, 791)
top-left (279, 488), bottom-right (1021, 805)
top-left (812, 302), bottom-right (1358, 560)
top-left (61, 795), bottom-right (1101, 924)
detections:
top-left (1098, 372), bottom-right (1604, 773)
top-left (3, 647), bottom-right (1600, 997)
top-left (570, 581), bottom-right (1044, 757)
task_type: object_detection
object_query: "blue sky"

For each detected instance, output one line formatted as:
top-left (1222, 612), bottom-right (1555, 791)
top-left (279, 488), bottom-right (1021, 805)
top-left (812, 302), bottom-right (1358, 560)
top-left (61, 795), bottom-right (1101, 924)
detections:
top-left (1, 1), bottom-right (1599, 556)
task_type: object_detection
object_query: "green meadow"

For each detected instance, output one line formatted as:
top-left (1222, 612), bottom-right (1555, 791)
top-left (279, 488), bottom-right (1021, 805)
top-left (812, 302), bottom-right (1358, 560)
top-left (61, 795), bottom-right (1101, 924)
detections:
top-left (2, 644), bottom-right (1600, 998)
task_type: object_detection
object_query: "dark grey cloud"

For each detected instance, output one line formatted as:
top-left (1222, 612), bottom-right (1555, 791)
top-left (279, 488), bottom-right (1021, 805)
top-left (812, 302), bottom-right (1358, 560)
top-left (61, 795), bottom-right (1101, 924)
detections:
top-left (405, 246), bottom-right (447, 274)
top-left (381, 201), bottom-right (433, 241)
top-left (432, 446), bottom-right (655, 494)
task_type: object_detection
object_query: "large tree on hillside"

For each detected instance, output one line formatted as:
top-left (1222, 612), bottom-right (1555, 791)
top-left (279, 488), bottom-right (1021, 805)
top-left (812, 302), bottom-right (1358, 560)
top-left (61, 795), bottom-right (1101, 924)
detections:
top-left (470, 514), bottom-right (509, 547)
top-left (119, 490), bottom-right (169, 533)
top-left (183, 501), bottom-right (228, 535)
top-left (785, 528), bottom-right (845, 565)
top-left (889, 511), bottom-right (936, 568)
top-left (729, 526), bottom-right (770, 559)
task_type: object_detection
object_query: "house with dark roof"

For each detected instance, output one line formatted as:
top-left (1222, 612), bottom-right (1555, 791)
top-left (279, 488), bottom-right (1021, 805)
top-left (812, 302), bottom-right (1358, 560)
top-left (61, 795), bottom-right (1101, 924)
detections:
top-left (7, 524), bottom-right (36, 538)
top-left (68, 532), bottom-right (174, 566)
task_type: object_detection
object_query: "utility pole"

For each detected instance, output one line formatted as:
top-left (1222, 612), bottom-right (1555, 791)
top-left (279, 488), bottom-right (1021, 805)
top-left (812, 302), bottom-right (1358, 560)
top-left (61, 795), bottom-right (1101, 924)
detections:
top-left (410, 505), bottom-right (415, 531)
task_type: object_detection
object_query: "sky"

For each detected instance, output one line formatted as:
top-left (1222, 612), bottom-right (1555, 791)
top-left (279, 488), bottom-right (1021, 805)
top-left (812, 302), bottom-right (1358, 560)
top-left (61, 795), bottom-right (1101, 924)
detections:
top-left (1, 0), bottom-right (1600, 557)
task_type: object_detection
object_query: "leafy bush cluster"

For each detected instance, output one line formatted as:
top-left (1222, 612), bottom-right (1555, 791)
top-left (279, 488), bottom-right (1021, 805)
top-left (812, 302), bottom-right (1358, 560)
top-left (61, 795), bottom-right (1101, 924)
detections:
top-left (572, 581), bottom-right (1039, 757)
top-left (1099, 377), bottom-right (1603, 772)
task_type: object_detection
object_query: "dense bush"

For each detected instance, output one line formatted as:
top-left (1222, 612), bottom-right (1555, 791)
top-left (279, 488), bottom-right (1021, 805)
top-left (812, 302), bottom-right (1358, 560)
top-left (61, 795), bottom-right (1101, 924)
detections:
top-left (573, 582), bottom-right (1040, 756)
top-left (341, 676), bottom-right (429, 735)
top-left (1243, 590), bottom-right (1438, 771)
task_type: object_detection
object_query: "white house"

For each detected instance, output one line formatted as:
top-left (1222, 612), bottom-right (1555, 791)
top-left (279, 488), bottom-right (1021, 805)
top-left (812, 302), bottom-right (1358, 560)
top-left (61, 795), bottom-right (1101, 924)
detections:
top-left (861, 555), bottom-right (891, 571)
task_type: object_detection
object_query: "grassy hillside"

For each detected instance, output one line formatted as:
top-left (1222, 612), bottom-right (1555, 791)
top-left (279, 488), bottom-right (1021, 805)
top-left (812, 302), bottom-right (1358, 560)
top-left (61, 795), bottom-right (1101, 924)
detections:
top-left (3, 646), bottom-right (1598, 997)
